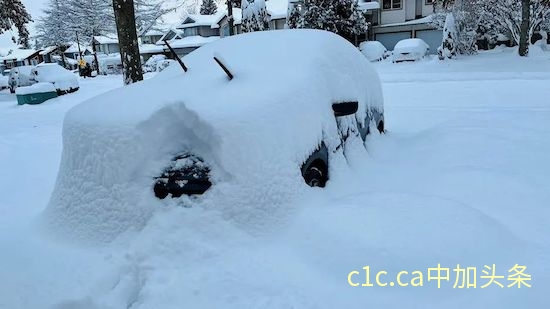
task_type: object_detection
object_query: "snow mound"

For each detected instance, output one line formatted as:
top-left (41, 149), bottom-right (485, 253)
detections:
top-left (15, 82), bottom-right (56, 95)
top-left (43, 29), bottom-right (384, 242)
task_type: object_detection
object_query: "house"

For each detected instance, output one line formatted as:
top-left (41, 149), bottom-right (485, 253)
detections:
top-left (366, 0), bottom-right (441, 53)
top-left (140, 29), bottom-right (164, 45)
top-left (214, 0), bottom-right (289, 38)
top-left (92, 35), bottom-right (120, 55)
top-left (39, 46), bottom-right (61, 63)
top-left (63, 43), bottom-right (93, 60)
top-left (158, 14), bottom-right (221, 58)
top-left (0, 49), bottom-right (43, 69)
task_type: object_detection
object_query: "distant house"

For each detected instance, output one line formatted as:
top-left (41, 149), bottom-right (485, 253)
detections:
top-left (365, 0), bottom-right (440, 53)
top-left (141, 29), bottom-right (165, 44)
top-left (39, 46), bottom-right (61, 63)
top-left (0, 49), bottom-right (43, 69)
top-left (158, 14), bottom-right (221, 58)
top-left (63, 43), bottom-right (93, 60)
top-left (92, 35), bottom-right (120, 55)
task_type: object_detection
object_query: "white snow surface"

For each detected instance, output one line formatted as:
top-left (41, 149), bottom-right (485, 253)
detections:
top-left (1, 44), bottom-right (550, 309)
top-left (15, 82), bottom-right (56, 95)
top-left (44, 29), bottom-right (384, 242)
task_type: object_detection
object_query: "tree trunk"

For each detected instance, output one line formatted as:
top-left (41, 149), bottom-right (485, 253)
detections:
top-left (113, 0), bottom-right (143, 84)
top-left (519, 0), bottom-right (530, 56)
top-left (227, 0), bottom-right (234, 36)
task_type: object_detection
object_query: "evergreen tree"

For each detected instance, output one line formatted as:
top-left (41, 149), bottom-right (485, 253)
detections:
top-left (287, 0), bottom-right (367, 43)
top-left (438, 13), bottom-right (457, 59)
top-left (200, 0), bottom-right (218, 14)
top-left (0, 0), bottom-right (32, 47)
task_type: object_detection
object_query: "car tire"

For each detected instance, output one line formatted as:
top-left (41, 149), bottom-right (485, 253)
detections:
top-left (377, 120), bottom-right (385, 134)
top-left (303, 162), bottom-right (328, 188)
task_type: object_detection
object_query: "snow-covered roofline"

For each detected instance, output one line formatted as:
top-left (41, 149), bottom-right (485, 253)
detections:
top-left (177, 13), bottom-right (224, 29)
top-left (0, 49), bottom-right (41, 61)
top-left (163, 35), bottom-right (220, 49)
top-left (358, 0), bottom-right (380, 11)
top-left (93, 35), bottom-right (119, 45)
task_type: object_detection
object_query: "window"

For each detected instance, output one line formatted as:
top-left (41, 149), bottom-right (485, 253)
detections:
top-left (183, 27), bottom-right (197, 37)
top-left (383, 0), bottom-right (401, 9)
top-left (222, 25), bottom-right (230, 37)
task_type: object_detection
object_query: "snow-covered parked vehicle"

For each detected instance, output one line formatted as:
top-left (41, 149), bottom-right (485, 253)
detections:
top-left (0, 74), bottom-right (8, 90)
top-left (30, 63), bottom-right (79, 95)
top-left (392, 38), bottom-right (430, 63)
top-left (8, 66), bottom-right (34, 94)
top-left (359, 41), bottom-right (389, 62)
top-left (44, 30), bottom-right (384, 241)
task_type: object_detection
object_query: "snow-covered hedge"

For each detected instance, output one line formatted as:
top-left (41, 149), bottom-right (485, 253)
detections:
top-left (44, 30), bottom-right (384, 242)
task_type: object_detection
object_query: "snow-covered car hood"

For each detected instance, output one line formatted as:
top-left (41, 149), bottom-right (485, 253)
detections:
top-left (44, 29), bottom-right (384, 242)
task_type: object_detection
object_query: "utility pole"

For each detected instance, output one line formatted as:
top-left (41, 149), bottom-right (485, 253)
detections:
top-left (227, 0), bottom-right (234, 36)
top-left (75, 31), bottom-right (83, 62)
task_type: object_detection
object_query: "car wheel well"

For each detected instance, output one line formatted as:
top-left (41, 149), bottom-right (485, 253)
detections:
top-left (377, 120), bottom-right (384, 133)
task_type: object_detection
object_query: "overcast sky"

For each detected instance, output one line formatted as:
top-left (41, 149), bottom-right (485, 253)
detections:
top-left (0, 0), bottom-right (47, 48)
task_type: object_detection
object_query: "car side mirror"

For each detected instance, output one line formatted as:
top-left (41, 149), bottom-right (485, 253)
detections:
top-left (332, 101), bottom-right (358, 117)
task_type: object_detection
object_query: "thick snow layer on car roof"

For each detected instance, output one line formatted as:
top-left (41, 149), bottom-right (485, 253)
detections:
top-left (44, 29), bottom-right (384, 242)
top-left (394, 38), bottom-right (429, 53)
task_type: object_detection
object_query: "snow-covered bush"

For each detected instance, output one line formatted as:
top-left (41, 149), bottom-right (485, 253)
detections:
top-left (287, 0), bottom-right (368, 43)
top-left (438, 13), bottom-right (457, 60)
top-left (143, 54), bottom-right (167, 73)
top-left (241, 0), bottom-right (269, 32)
top-left (199, 0), bottom-right (217, 15)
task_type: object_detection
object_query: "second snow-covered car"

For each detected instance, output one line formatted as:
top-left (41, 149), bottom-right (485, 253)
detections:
top-left (8, 66), bottom-right (34, 93)
top-left (393, 38), bottom-right (430, 63)
top-left (30, 63), bottom-right (79, 95)
top-left (45, 30), bottom-right (385, 240)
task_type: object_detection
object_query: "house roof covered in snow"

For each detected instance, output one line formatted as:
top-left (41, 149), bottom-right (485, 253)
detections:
top-left (177, 14), bottom-right (224, 29)
top-left (140, 44), bottom-right (166, 54)
top-left (39, 46), bottom-right (58, 55)
top-left (165, 35), bottom-right (219, 49)
top-left (0, 49), bottom-right (41, 61)
top-left (93, 35), bottom-right (119, 45)
top-left (64, 42), bottom-right (93, 54)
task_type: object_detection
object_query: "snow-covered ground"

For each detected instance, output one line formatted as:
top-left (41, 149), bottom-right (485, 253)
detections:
top-left (1, 47), bottom-right (550, 308)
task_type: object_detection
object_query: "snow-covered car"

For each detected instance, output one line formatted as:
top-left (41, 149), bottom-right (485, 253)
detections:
top-left (392, 38), bottom-right (430, 63)
top-left (8, 66), bottom-right (34, 94)
top-left (0, 75), bottom-right (8, 90)
top-left (44, 30), bottom-right (384, 240)
top-left (359, 41), bottom-right (389, 62)
top-left (30, 63), bottom-right (79, 94)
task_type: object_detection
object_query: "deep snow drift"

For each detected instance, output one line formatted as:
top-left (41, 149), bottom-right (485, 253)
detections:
top-left (43, 30), bottom-right (384, 242)
top-left (0, 45), bottom-right (549, 308)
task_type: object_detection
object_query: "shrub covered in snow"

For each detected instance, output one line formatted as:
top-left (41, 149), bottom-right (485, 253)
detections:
top-left (143, 55), bottom-right (168, 73)
top-left (43, 29), bottom-right (384, 242)
top-left (438, 13), bottom-right (457, 60)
